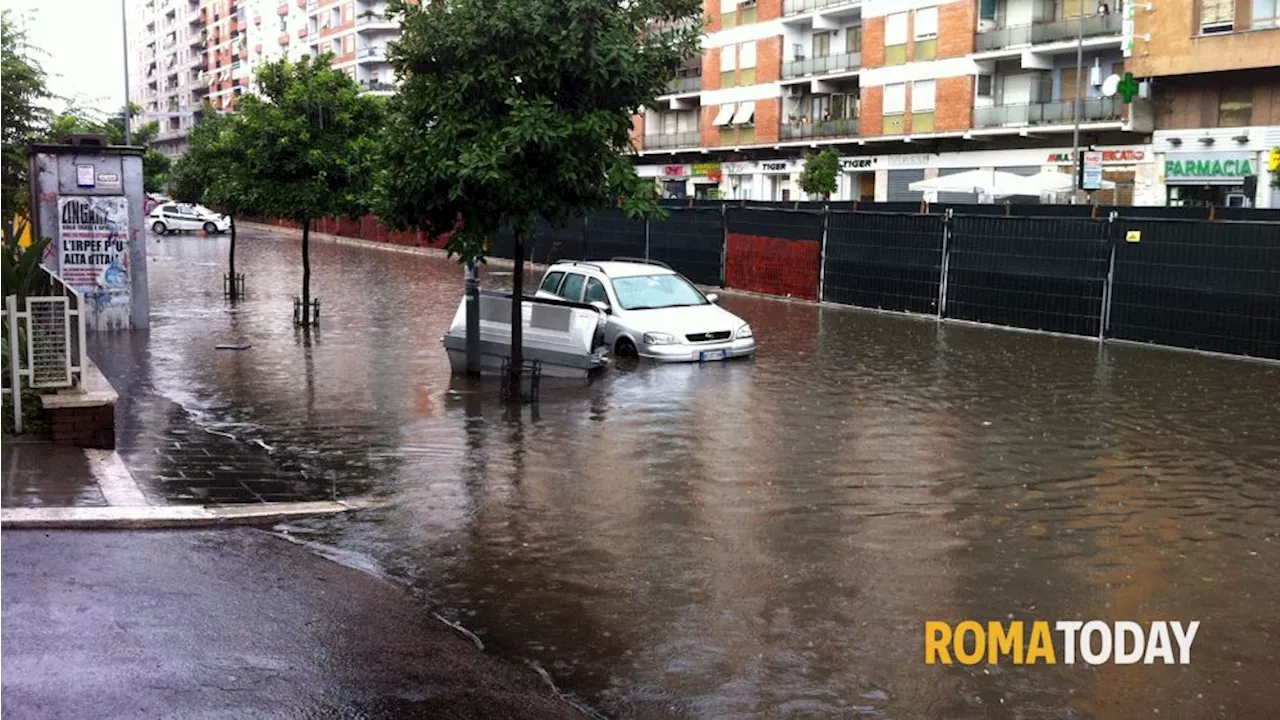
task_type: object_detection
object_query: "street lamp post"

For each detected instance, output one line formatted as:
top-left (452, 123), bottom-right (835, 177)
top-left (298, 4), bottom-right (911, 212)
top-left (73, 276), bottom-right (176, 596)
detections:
top-left (1070, 3), bottom-right (1085, 202)
top-left (121, 0), bottom-right (133, 145)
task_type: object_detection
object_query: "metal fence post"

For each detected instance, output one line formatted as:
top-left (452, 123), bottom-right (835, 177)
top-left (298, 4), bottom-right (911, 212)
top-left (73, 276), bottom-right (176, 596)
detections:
top-left (6, 295), bottom-right (22, 434)
top-left (643, 215), bottom-right (650, 261)
top-left (937, 208), bottom-right (953, 320)
top-left (719, 202), bottom-right (728, 288)
top-left (818, 203), bottom-right (829, 302)
top-left (1099, 211), bottom-right (1118, 341)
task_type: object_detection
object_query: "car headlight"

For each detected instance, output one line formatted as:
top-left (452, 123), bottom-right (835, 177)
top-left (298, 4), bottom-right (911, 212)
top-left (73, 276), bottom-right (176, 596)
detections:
top-left (736, 325), bottom-right (753, 339)
top-left (643, 332), bottom-right (677, 345)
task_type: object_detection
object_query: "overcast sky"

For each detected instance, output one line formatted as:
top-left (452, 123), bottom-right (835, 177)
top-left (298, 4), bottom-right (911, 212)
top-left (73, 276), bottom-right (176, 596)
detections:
top-left (7, 0), bottom-right (126, 115)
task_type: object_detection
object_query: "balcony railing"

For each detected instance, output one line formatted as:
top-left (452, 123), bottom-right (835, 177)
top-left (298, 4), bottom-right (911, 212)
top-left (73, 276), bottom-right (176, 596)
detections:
top-left (782, 51), bottom-right (861, 79)
top-left (361, 80), bottom-right (396, 92)
top-left (357, 46), bottom-right (388, 60)
top-left (643, 131), bottom-right (701, 150)
top-left (973, 96), bottom-right (1125, 127)
top-left (977, 12), bottom-right (1122, 51)
top-left (783, 0), bottom-right (860, 17)
top-left (356, 13), bottom-right (396, 27)
top-left (781, 117), bottom-right (859, 140)
top-left (665, 75), bottom-right (702, 94)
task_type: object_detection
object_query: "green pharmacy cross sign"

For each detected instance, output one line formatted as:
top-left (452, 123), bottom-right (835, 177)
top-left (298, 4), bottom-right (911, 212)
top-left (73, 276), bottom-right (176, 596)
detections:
top-left (1117, 73), bottom-right (1140, 103)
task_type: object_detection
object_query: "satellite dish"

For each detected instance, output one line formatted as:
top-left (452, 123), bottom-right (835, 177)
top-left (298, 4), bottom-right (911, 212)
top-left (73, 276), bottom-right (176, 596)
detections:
top-left (1101, 74), bottom-right (1121, 97)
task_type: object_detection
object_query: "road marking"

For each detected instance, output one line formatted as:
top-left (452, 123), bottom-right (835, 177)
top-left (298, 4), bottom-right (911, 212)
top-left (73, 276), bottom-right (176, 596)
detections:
top-left (1, 501), bottom-right (353, 529)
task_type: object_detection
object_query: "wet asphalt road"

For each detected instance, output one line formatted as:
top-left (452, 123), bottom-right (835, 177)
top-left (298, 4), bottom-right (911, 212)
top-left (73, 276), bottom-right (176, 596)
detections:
top-left (0, 528), bottom-right (579, 720)
top-left (84, 227), bottom-right (1280, 718)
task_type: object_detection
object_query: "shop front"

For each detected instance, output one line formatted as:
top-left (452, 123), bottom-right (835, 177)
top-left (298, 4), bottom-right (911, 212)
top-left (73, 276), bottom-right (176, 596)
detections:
top-left (660, 164), bottom-right (690, 199)
top-left (691, 163), bottom-right (723, 199)
top-left (1162, 152), bottom-right (1258, 208)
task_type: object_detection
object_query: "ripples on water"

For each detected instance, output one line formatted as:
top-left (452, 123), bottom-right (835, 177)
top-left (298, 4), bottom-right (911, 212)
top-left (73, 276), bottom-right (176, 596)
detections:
top-left (120, 231), bottom-right (1280, 717)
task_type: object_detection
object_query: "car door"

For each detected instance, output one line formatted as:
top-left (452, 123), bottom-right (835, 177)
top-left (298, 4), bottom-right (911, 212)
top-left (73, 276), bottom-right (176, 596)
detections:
top-left (582, 276), bottom-right (620, 344)
top-left (536, 270), bottom-right (566, 300)
top-left (174, 204), bottom-right (201, 230)
top-left (558, 272), bottom-right (586, 302)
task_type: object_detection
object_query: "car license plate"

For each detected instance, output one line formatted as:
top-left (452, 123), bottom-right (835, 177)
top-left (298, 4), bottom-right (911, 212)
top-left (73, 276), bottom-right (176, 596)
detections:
top-left (699, 350), bottom-right (727, 362)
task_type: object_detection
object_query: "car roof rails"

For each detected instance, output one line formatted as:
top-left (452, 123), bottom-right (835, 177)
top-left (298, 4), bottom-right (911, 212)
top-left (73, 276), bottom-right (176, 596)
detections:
top-left (553, 260), bottom-right (606, 272)
top-left (610, 257), bottom-right (672, 269)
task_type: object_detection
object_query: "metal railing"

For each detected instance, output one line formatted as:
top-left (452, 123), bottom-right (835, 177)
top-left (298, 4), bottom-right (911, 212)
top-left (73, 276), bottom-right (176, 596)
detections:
top-left (3, 269), bottom-right (87, 433)
top-left (357, 46), bottom-right (388, 59)
top-left (356, 13), bottom-right (396, 27)
top-left (782, 51), bottom-right (861, 78)
top-left (973, 96), bottom-right (1125, 127)
top-left (977, 12), bottom-right (1122, 51)
top-left (781, 117), bottom-right (859, 140)
top-left (665, 75), bottom-right (702, 94)
top-left (783, 0), bottom-right (861, 16)
top-left (362, 80), bottom-right (396, 92)
top-left (643, 131), bottom-right (701, 150)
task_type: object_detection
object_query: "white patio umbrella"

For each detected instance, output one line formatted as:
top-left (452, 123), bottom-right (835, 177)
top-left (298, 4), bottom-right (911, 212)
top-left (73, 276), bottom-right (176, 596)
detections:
top-left (909, 169), bottom-right (1033, 202)
top-left (1021, 170), bottom-right (1117, 194)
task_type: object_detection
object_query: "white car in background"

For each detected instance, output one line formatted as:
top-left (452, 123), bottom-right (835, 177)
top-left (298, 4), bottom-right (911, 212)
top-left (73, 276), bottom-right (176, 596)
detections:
top-left (147, 202), bottom-right (230, 235)
top-left (535, 258), bottom-right (756, 362)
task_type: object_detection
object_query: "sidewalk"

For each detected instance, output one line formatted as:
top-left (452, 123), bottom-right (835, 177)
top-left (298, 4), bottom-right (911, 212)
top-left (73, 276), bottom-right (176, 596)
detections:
top-left (1, 437), bottom-right (354, 529)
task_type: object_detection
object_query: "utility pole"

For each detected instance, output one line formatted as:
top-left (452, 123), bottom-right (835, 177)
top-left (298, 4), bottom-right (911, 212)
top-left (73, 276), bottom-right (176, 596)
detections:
top-left (1070, 2), bottom-right (1085, 202)
top-left (464, 262), bottom-right (480, 375)
top-left (121, 0), bottom-right (133, 145)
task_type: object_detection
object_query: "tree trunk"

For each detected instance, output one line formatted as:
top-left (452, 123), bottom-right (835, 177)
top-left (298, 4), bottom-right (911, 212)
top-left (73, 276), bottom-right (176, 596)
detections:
top-left (301, 219), bottom-right (311, 325)
top-left (507, 231), bottom-right (525, 399)
top-left (228, 215), bottom-right (237, 297)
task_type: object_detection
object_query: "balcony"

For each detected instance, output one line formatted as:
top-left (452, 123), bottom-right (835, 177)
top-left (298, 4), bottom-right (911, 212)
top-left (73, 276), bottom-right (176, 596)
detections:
top-left (972, 96), bottom-right (1126, 127)
top-left (781, 117), bottom-right (859, 140)
top-left (356, 12), bottom-right (397, 30)
top-left (361, 79), bottom-right (396, 94)
top-left (977, 12), bottom-right (1122, 52)
top-left (188, 7), bottom-right (206, 25)
top-left (357, 46), bottom-right (388, 61)
top-left (783, 0), bottom-right (860, 16)
top-left (643, 131), bottom-right (701, 150)
top-left (782, 51), bottom-right (861, 79)
top-left (665, 75), bottom-right (701, 94)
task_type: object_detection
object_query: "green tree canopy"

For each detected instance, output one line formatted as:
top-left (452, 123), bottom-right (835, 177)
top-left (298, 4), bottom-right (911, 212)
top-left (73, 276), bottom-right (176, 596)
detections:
top-left (2, 10), bottom-right (53, 241)
top-left (49, 104), bottom-right (171, 192)
top-left (798, 148), bottom-right (839, 200)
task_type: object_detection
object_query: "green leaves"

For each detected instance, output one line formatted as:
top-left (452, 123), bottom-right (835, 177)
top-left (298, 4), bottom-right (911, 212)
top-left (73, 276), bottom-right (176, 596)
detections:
top-left (799, 148), bottom-right (840, 200)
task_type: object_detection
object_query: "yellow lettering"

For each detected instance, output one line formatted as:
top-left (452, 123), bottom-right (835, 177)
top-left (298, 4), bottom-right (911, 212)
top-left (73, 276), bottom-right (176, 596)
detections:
top-left (988, 621), bottom-right (1024, 664)
top-left (954, 620), bottom-right (985, 665)
top-left (925, 621), bottom-right (953, 664)
top-left (1026, 621), bottom-right (1057, 664)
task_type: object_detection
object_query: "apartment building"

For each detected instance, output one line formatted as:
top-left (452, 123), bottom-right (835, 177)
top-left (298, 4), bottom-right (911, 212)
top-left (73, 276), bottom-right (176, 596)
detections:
top-left (1128, 0), bottom-right (1280, 208)
top-left (633, 0), bottom-right (1179, 205)
top-left (128, 0), bottom-right (400, 155)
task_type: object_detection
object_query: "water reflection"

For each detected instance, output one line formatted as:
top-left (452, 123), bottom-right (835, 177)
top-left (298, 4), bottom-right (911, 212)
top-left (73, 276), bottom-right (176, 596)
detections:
top-left (106, 230), bottom-right (1280, 717)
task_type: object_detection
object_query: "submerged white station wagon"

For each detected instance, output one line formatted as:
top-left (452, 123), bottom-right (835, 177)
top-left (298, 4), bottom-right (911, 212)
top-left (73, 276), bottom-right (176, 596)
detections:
top-left (534, 258), bottom-right (756, 363)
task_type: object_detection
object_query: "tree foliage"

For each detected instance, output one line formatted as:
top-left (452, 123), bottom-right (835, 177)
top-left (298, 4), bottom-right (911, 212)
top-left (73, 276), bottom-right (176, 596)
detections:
top-left (798, 148), bottom-right (840, 200)
top-left (49, 104), bottom-right (172, 192)
top-left (170, 112), bottom-right (254, 214)
top-left (1, 10), bottom-right (52, 242)
top-left (374, 0), bottom-right (703, 265)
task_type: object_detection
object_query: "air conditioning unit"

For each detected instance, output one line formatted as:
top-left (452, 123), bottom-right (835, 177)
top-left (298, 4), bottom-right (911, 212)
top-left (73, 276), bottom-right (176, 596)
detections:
top-left (738, 0), bottom-right (757, 6)
top-left (786, 85), bottom-right (806, 98)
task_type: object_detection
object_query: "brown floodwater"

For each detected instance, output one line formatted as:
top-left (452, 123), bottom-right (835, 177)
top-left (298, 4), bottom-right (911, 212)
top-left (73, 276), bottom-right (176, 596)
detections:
top-left (99, 228), bottom-right (1280, 717)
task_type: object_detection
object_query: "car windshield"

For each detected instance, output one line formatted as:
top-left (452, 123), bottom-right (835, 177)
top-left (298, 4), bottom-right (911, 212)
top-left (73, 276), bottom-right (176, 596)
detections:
top-left (610, 273), bottom-right (707, 310)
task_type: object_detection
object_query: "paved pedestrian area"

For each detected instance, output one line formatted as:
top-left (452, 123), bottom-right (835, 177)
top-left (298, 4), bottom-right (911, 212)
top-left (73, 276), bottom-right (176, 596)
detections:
top-left (2, 441), bottom-right (108, 508)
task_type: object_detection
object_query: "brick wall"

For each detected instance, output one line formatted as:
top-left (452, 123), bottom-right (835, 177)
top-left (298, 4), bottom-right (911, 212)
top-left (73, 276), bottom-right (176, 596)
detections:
top-left (755, 98), bottom-right (781, 143)
top-left (703, 47), bottom-right (722, 91)
top-left (756, 36), bottom-right (782, 83)
top-left (861, 85), bottom-right (884, 136)
top-left (757, 0), bottom-right (782, 21)
top-left (50, 404), bottom-right (115, 449)
top-left (863, 16), bottom-right (885, 68)
top-left (938, 0), bottom-right (975, 58)
top-left (629, 113), bottom-right (645, 150)
top-left (704, 0), bottom-right (721, 32)
top-left (702, 105), bottom-right (721, 146)
top-left (936, 75), bottom-right (973, 131)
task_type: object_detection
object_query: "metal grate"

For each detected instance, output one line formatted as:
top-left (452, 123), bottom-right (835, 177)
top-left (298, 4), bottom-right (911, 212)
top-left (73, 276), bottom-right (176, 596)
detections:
top-left (27, 296), bottom-right (72, 387)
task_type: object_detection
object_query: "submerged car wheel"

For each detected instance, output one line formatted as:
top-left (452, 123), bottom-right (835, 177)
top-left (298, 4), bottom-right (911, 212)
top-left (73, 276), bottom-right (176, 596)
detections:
top-left (151, 220), bottom-right (166, 234)
top-left (203, 221), bottom-right (218, 235)
top-left (613, 337), bottom-right (640, 370)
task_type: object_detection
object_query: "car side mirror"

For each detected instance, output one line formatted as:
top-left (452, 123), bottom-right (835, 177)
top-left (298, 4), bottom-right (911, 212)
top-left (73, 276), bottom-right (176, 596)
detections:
top-left (590, 300), bottom-right (611, 314)
top-left (705, 293), bottom-right (720, 304)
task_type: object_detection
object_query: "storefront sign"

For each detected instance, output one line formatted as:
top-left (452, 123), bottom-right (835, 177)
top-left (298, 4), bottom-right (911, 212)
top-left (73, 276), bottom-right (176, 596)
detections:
top-left (840, 157), bottom-right (879, 171)
top-left (1164, 153), bottom-right (1255, 183)
top-left (761, 161), bottom-right (792, 173)
top-left (691, 162), bottom-right (722, 181)
top-left (1049, 149), bottom-right (1146, 164)
top-left (57, 195), bottom-right (131, 296)
top-left (1080, 151), bottom-right (1104, 191)
top-left (662, 164), bottom-right (688, 178)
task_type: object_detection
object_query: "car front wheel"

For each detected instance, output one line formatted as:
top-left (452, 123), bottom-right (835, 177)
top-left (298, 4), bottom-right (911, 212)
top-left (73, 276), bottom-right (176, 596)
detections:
top-left (203, 221), bottom-right (218, 235)
top-left (151, 220), bottom-right (166, 234)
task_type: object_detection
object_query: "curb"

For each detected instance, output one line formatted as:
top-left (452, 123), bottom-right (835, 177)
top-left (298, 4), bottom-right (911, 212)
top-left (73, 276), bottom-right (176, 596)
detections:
top-left (0, 500), bottom-right (356, 530)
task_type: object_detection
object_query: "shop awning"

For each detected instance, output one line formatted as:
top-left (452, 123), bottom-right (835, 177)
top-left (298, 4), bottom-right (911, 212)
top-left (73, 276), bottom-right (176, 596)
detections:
top-left (713, 104), bottom-right (736, 126)
top-left (731, 101), bottom-right (755, 125)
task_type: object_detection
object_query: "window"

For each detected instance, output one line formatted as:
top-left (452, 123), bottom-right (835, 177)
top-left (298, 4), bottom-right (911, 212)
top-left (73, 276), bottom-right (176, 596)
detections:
top-left (977, 74), bottom-right (993, 98)
top-left (1217, 86), bottom-right (1253, 126)
top-left (610, 274), bottom-right (708, 310)
top-left (720, 45), bottom-right (736, 71)
top-left (846, 25), bottom-right (862, 54)
top-left (731, 100), bottom-right (756, 125)
top-left (720, 0), bottom-right (736, 11)
top-left (739, 41), bottom-right (756, 68)
top-left (584, 278), bottom-right (609, 306)
top-left (884, 83), bottom-right (906, 114)
top-left (1200, 0), bottom-right (1235, 32)
top-left (812, 32), bottom-right (831, 58)
top-left (1254, 0), bottom-right (1279, 27)
top-left (885, 12), bottom-right (909, 45)
top-left (914, 7), bottom-right (938, 38)
top-left (332, 38), bottom-right (341, 55)
top-left (330, 7), bottom-right (340, 27)
top-left (559, 273), bottom-right (586, 301)
top-left (540, 271), bottom-right (565, 294)
top-left (913, 80), bottom-right (936, 112)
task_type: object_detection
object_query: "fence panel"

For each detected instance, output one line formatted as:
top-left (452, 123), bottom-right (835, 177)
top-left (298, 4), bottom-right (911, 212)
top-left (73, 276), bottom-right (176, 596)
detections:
top-left (649, 208), bottom-right (724, 286)
top-left (946, 215), bottom-right (1110, 337)
top-left (823, 211), bottom-right (946, 314)
top-left (1108, 219), bottom-right (1280, 359)
top-left (529, 218), bottom-right (587, 266)
top-left (725, 208), bottom-right (823, 300)
top-left (583, 209), bottom-right (647, 261)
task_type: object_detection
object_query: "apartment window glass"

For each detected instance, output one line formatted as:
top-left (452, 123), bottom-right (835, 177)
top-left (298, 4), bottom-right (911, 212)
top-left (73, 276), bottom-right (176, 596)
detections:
top-left (977, 74), bottom-right (993, 97)
top-left (813, 32), bottom-right (831, 57)
top-left (330, 7), bottom-right (341, 27)
top-left (1254, 0), bottom-right (1279, 27)
top-left (720, 46), bottom-right (736, 71)
top-left (1217, 86), bottom-right (1253, 126)
top-left (883, 83), bottom-right (907, 114)
top-left (846, 25), bottom-right (862, 53)
top-left (912, 80), bottom-right (936, 111)
top-left (914, 7), bottom-right (938, 38)
top-left (1200, 0), bottom-right (1235, 32)
top-left (885, 12), bottom-right (909, 45)
top-left (739, 40), bottom-right (757, 68)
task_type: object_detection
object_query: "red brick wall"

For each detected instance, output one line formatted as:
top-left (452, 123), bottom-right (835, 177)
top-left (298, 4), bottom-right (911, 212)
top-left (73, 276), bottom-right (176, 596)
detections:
top-left (860, 85), bottom-right (884, 137)
top-left (629, 113), bottom-right (645, 150)
top-left (704, 0), bottom-right (721, 32)
top-left (757, 0), bottom-right (783, 21)
top-left (863, 16), bottom-right (886, 68)
top-left (756, 36), bottom-right (782, 83)
top-left (50, 404), bottom-right (114, 449)
top-left (703, 47), bottom-right (722, 91)
top-left (755, 98), bottom-right (780, 144)
top-left (701, 105), bottom-right (720, 146)
top-left (938, 0), bottom-right (976, 58)
top-left (936, 76), bottom-right (973, 131)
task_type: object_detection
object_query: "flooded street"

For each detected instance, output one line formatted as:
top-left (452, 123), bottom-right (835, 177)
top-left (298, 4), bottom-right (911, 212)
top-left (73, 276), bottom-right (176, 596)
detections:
top-left (95, 228), bottom-right (1280, 717)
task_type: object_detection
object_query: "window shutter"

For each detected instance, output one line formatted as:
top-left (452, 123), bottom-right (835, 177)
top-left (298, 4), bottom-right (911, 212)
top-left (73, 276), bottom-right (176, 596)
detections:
top-left (1201, 0), bottom-right (1235, 29)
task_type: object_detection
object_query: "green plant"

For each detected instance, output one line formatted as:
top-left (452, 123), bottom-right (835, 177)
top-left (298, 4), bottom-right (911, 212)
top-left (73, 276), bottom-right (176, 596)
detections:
top-left (0, 327), bottom-right (52, 436)
top-left (798, 148), bottom-right (839, 200)
top-left (2, 234), bottom-right (52, 299)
